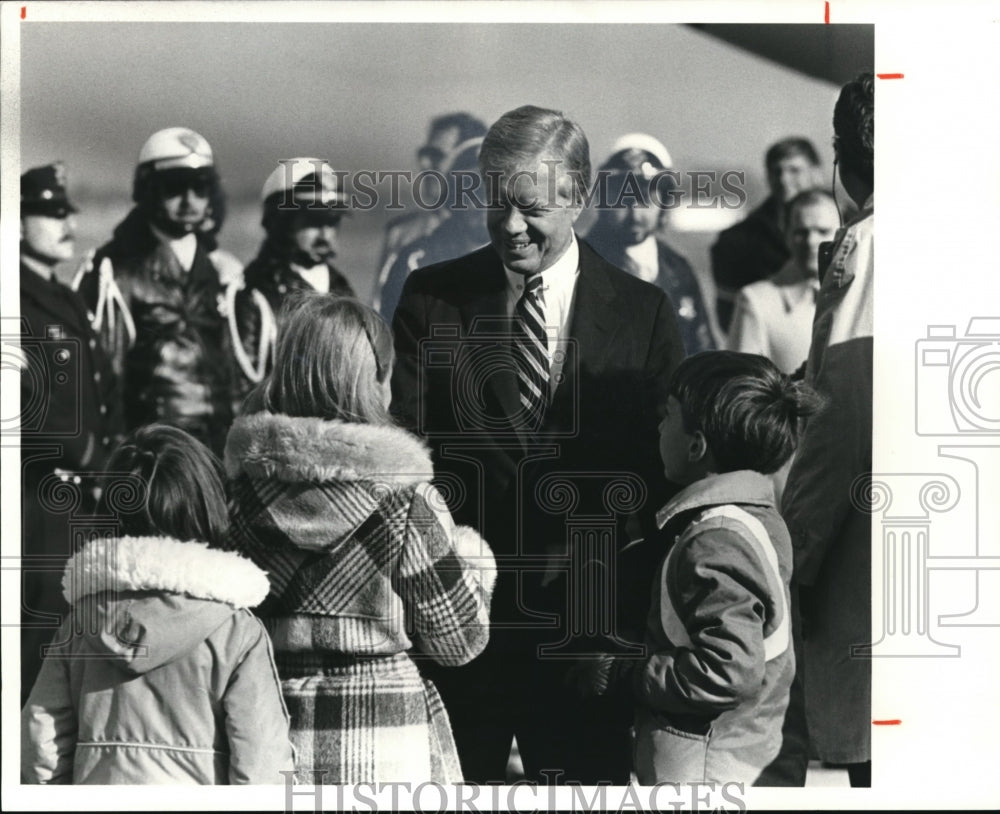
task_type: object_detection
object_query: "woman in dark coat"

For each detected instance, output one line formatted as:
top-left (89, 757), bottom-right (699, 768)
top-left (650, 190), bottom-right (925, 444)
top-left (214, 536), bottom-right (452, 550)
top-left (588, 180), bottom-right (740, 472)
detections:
top-left (224, 293), bottom-right (495, 783)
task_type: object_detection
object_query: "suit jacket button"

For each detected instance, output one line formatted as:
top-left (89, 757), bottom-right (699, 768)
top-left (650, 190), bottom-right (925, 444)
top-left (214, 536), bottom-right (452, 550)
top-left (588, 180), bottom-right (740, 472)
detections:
top-left (100, 405), bottom-right (107, 415)
top-left (89, 338), bottom-right (97, 350)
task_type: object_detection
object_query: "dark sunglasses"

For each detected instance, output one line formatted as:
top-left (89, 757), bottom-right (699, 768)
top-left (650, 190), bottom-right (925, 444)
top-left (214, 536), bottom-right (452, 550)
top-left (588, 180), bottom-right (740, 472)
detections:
top-left (157, 171), bottom-right (211, 199)
top-left (293, 209), bottom-right (344, 228)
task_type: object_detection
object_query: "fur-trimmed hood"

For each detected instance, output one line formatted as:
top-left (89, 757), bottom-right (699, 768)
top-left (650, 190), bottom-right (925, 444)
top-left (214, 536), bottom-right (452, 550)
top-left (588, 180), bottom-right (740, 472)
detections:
top-left (225, 412), bottom-right (438, 551)
top-left (62, 536), bottom-right (270, 674)
top-left (225, 412), bottom-right (434, 485)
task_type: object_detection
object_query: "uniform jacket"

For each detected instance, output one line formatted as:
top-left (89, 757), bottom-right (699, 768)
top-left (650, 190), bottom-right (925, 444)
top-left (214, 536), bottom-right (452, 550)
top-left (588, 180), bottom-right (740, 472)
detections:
top-left (230, 240), bottom-right (355, 403)
top-left (375, 209), bottom-right (446, 302)
top-left (19, 261), bottom-right (121, 478)
top-left (21, 536), bottom-right (294, 785)
top-left (632, 470), bottom-right (795, 784)
top-left (19, 261), bottom-right (123, 705)
top-left (710, 197), bottom-right (789, 332)
top-left (76, 208), bottom-right (236, 455)
top-left (585, 226), bottom-right (717, 356)
top-left (781, 195), bottom-right (873, 764)
top-left (375, 214), bottom-right (489, 323)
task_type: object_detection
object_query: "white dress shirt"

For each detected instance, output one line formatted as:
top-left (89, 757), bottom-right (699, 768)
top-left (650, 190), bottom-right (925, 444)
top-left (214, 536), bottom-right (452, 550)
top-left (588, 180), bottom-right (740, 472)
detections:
top-left (290, 262), bottom-right (331, 294)
top-left (623, 235), bottom-right (660, 283)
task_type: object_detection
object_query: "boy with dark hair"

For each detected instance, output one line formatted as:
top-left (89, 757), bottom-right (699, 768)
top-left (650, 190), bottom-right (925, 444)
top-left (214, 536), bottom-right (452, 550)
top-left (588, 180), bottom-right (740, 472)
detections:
top-left (568, 351), bottom-right (820, 784)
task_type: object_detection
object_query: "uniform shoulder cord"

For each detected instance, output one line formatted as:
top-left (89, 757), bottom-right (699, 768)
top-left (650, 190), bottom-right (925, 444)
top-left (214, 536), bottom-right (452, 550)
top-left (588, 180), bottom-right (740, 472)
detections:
top-left (225, 281), bottom-right (276, 384)
top-left (72, 251), bottom-right (137, 348)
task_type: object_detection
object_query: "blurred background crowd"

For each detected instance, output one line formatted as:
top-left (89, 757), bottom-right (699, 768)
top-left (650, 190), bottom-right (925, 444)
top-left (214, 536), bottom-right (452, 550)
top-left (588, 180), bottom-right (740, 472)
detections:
top-left (20, 22), bottom-right (871, 317)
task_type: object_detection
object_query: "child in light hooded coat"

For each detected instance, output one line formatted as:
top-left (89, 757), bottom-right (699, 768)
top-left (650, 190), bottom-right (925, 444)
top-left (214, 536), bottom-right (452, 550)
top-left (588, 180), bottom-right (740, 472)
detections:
top-left (21, 425), bottom-right (294, 784)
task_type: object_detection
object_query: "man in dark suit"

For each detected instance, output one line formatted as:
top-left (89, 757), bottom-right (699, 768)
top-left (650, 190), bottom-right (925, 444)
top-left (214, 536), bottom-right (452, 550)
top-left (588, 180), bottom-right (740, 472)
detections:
top-left (18, 163), bottom-right (121, 704)
top-left (711, 138), bottom-right (822, 333)
top-left (391, 105), bottom-right (685, 784)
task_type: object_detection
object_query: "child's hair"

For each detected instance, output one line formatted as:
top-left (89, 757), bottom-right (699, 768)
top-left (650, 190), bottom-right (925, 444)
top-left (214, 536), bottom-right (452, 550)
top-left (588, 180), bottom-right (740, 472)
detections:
top-left (255, 292), bottom-right (395, 425)
top-left (668, 351), bottom-right (824, 475)
top-left (100, 424), bottom-right (229, 546)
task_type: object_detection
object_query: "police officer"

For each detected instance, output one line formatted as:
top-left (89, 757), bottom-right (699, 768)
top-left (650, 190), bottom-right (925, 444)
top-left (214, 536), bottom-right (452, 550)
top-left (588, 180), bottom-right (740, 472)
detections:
top-left (75, 127), bottom-right (237, 455)
top-left (19, 162), bottom-right (120, 704)
top-left (230, 158), bottom-right (355, 400)
top-left (585, 134), bottom-right (717, 356)
top-left (376, 137), bottom-right (489, 322)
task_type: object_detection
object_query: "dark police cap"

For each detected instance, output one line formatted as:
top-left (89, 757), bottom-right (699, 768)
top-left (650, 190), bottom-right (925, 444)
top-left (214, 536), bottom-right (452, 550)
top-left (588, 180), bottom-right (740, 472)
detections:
top-left (21, 162), bottom-right (78, 218)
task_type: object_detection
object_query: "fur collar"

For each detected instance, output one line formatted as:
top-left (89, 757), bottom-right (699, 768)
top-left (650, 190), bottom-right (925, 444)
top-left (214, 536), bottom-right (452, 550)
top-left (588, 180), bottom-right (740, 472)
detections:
top-left (63, 536), bottom-right (270, 608)
top-left (225, 412), bottom-right (434, 485)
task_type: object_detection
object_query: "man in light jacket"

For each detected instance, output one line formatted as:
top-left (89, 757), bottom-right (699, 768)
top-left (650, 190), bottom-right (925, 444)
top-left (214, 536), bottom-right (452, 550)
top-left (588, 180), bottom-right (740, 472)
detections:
top-left (780, 71), bottom-right (875, 788)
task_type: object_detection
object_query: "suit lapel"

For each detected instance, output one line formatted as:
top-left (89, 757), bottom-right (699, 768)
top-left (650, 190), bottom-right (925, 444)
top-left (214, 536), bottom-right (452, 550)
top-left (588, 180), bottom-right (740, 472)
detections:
top-left (455, 249), bottom-right (527, 443)
top-left (547, 239), bottom-right (622, 429)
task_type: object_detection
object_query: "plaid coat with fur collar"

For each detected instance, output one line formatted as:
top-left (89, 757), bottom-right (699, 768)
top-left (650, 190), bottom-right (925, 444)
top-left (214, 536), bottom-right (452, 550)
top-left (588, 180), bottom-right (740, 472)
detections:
top-left (224, 412), bottom-right (496, 782)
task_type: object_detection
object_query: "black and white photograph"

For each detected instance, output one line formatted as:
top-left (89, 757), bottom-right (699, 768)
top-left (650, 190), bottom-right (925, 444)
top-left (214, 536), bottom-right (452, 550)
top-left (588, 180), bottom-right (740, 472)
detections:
top-left (2, 1), bottom-right (998, 810)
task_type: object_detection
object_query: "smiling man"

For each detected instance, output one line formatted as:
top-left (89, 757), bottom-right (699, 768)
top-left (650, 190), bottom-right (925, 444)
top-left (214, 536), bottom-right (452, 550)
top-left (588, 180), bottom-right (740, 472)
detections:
top-left (75, 127), bottom-right (237, 455)
top-left (391, 105), bottom-right (685, 784)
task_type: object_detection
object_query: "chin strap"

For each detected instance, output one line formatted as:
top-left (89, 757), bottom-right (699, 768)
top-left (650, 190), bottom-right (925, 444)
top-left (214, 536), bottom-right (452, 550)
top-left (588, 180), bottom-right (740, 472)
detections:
top-left (225, 281), bottom-right (276, 384)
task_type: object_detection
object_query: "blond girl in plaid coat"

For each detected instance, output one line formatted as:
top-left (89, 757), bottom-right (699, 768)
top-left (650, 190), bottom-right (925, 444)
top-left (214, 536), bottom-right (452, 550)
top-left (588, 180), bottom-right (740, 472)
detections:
top-left (224, 293), bottom-right (495, 783)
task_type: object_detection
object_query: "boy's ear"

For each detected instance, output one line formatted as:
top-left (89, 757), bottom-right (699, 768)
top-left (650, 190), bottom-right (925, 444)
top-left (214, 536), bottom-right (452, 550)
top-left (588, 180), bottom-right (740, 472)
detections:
top-left (688, 430), bottom-right (709, 463)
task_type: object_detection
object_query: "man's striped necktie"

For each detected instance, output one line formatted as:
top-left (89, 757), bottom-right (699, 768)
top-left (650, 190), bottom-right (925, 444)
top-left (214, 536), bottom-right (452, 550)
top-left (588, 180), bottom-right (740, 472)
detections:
top-left (514, 273), bottom-right (549, 429)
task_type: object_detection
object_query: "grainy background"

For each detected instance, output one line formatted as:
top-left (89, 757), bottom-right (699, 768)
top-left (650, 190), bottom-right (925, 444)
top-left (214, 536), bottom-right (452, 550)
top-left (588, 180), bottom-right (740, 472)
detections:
top-left (20, 22), bottom-right (860, 307)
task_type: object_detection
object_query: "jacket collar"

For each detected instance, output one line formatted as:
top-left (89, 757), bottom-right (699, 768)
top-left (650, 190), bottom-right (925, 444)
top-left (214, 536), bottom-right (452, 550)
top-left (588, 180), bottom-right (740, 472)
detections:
top-left (20, 261), bottom-right (91, 333)
top-left (656, 470), bottom-right (776, 530)
top-left (63, 535), bottom-right (269, 608)
top-left (19, 260), bottom-right (56, 301)
top-left (225, 411), bottom-right (434, 484)
top-left (824, 194), bottom-right (874, 289)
